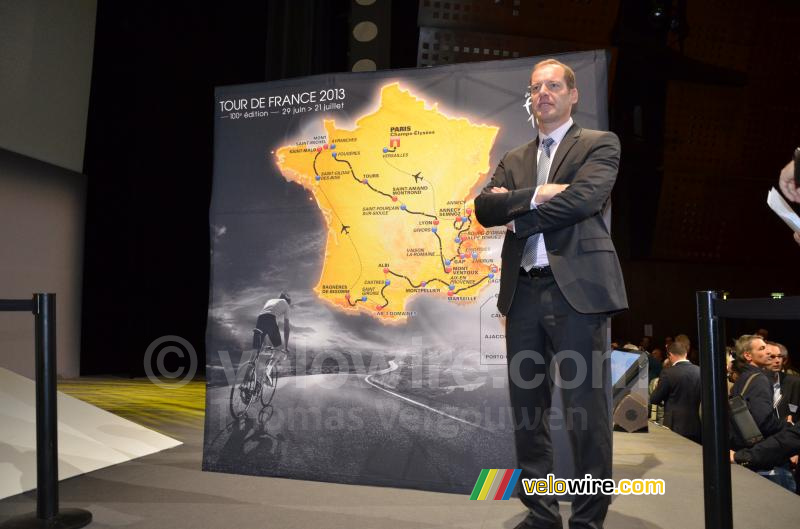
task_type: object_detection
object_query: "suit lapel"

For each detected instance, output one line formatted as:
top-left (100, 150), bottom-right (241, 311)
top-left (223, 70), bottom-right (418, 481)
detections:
top-left (515, 139), bottom-right (538, 189)
top-left (549, 123), bottom-right (581, 183)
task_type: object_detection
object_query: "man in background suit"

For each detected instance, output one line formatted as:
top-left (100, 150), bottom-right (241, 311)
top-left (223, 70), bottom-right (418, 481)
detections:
top-left (767, 342), bottom-right (800, 422)
top-left (474, 59), bottom-right (627, 529)
top-left (649, 342), bottom-right (702, 443)
top-left (730, 335), bottom-right (793, 491)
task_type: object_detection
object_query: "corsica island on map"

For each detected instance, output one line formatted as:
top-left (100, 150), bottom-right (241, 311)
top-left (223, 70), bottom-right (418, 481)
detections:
top-left (275, 83), bottom-right (500, 321)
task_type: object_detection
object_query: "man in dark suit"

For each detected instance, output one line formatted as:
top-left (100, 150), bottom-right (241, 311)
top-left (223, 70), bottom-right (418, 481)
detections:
top-left (474, 59), bottom-right (627, 529)
top-left (649, 342), bottom-right (702, 443)
top-left (730, 335), bottom-right (784, 447)
top-left (730, 335), bottom-right (793, 491)
top-left (768, 342), bottom-right (800, 423)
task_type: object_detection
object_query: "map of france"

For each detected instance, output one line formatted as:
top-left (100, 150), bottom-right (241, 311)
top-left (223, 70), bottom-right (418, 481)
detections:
top-left (275, 83), bottom-right (500, 321)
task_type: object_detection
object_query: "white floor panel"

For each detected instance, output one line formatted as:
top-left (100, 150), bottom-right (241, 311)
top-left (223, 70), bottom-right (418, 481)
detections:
top-left (0, 367), bottom-right (181, 499)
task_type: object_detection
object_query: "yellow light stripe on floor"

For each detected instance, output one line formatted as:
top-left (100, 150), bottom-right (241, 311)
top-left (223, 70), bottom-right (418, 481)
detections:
top-left (57, 378), bottom-right (207, 433)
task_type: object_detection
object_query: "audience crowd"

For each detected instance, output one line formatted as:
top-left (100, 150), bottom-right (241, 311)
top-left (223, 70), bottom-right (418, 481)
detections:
top-left (612, 330), bottom-right (800, 494)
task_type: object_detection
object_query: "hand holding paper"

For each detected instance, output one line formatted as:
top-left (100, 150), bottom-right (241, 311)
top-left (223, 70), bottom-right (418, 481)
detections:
top-left (779, 160), bottom-right (800, 203)
top-left (767, 187), bottom-right (800, 246)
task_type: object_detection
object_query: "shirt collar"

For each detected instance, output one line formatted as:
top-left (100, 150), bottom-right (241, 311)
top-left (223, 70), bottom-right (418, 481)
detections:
top-left (672, 358), bottom-right (690, 365)
top-left (539, 117), bottom-right (573, 147)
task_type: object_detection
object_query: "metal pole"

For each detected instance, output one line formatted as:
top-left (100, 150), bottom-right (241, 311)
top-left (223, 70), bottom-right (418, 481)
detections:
top-left (34, 293), bottom-right (58, 519)
top-left (0, 293), bottom-right (92, 528)
top-left (696, 291), bottom-right (732, 529)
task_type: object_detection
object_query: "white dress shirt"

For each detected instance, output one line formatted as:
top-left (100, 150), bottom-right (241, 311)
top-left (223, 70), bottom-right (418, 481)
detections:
top-left (529, 117), bottom-right (573, 267)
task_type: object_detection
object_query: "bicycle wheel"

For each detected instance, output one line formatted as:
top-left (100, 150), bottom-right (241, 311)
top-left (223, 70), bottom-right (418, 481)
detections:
top-left (260, 359), bottom-right (279, 407)
top-left (230, 360), bottom-right (259, 418)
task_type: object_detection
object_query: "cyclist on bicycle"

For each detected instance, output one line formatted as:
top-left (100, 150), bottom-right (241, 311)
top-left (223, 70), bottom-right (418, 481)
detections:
top-left (254, 292), bottom-right (291, 365)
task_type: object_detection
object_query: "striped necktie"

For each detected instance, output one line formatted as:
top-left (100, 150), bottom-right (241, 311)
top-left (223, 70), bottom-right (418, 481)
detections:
top-left (520, 137), bottom-right (555, 271)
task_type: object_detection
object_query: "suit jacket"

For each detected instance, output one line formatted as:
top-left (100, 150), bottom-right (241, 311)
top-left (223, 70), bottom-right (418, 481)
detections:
top-left (730, 364), bottom-right (784, 449)
top-left (777, 372), bottom-right (800, 422)
top-left (474, 123), bottom-right (628, 315)
top-left (649, 360), bottom-right (702, 440)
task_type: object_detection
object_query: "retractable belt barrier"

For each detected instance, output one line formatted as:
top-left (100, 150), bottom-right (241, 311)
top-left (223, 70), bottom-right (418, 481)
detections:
top-left (0, 294), bottom-right (92, 529)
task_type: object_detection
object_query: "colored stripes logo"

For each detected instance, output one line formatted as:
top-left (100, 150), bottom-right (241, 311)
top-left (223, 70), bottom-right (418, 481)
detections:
top-left (469, 469), bottom-right (521, 500)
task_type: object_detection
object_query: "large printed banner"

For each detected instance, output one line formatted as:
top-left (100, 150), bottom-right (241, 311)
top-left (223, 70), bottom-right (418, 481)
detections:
top-left (203, 51), bottom-right (610, 494)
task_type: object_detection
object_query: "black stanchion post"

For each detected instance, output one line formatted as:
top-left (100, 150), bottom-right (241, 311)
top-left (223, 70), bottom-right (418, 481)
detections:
top-left (696, 291), bottom-right (732, 529)
top-left (34, 293), bottom-right (58, 520)
top-left (0, 293), bottom-right (92, 529)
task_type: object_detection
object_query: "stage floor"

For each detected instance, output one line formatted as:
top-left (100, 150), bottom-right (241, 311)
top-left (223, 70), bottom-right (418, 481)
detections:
top-left (0, 377), bottom-right (796, 528)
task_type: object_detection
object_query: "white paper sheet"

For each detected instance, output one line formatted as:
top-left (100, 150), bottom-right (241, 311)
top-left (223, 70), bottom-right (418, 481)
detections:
top-left (767, 187), bottom-right (800, 231)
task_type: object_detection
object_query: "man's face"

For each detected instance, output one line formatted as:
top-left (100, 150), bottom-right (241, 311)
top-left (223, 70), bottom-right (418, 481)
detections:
top-left (530, 64), bottom-right (578, 130)
top-left (745, 338), bottom-right (771, 368)
top-left (767, 345), bottom-right (784, 372)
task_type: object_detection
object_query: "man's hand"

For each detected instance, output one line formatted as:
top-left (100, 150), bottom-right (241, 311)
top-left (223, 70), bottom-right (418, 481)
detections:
top-left (729, 450), bottom-right (736, 464)
top-left (485, 187), bottom-right (514, 230)
top-left (534, 183), bottom-right (569, 205)
top-left (779, 161), bottom-right (800, 203)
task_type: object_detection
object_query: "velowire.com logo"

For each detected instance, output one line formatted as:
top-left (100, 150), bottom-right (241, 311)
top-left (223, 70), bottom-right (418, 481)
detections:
top-left (469, 469), bottom-right (522, 501)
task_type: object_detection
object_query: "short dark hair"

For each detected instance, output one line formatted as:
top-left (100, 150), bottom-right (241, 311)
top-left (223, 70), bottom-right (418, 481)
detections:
top-left (674, 334), bottom-right (691, 350)
top-left (532, 59), bottom-right (576, 89)
top-left (667, 342), bottom-right (687, 357)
